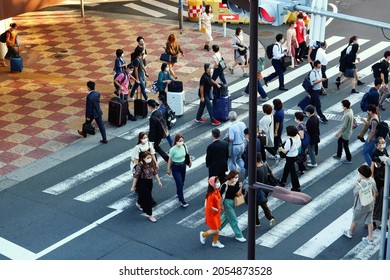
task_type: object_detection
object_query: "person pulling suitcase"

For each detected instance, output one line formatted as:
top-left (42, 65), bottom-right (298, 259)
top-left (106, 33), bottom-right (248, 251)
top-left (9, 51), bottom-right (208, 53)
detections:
top-left (113, 64), bottom-right (137, 121)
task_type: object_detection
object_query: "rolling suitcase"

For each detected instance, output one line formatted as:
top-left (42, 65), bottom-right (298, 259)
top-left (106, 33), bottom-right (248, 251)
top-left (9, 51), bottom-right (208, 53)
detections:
top-left (212, 95), bottom-right (232, 122)
top-left (10, 56), bottom-right (23, 72)
top-left (167, 90), bottom-right (185, 117)
top-left (134, 89), bottom-right (148, 118)
top-left (167, 80), bottom-right (183, 92)
top-left (213, 83), bottom-right (229, 97)
top-left (298, 95), bottom-right (312, 111)
top-left (108, 97), bottom-right (128, 126)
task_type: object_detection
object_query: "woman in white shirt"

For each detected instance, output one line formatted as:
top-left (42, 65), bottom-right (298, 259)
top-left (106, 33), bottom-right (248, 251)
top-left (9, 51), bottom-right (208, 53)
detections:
top-left (131, 132), bottom-right (158, 170)
top-left (278, 125), bottom-right (302, 192)
top-left (258, 104), bottom-right (274, 162)
top-left (229, 27), bottom-right (249, 77)
top-left (201, 5), bottom-right (214, 52)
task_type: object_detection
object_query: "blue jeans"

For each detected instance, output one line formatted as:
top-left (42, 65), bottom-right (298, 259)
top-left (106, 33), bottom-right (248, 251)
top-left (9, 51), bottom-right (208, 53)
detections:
top-left (264, 59), bottom-right (285, 88)
top-left (196, 94), bottom-right (214, 122)
top-left (212, 67), bottom-right (227, 84)
top-left (362, 139), bottom-right (376, 165)
top-left (171, 162), bottom-right (187, 203)
top-left (130, 75), bottom-right (148, 100)
top-left (244, 80), bottom-right (267, 98)
top-left (228, 143), bottom-right (245, 172)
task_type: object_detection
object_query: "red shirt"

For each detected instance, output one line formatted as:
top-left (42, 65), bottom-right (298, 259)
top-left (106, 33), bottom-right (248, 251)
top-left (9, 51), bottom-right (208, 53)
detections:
top-left (295, 20), bottom-right (305, 44)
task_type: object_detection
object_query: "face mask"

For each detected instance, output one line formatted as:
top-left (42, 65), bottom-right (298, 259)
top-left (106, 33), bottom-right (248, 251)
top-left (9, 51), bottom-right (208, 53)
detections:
top-left (165, 67), bottom-right (169, 72)
top-left (381, 143), bottom-right (386, 149)
top-left (209, 68), bottom-right (214, 76)
top-left (239, 31), bottom-right (243, 36)
top-left (141, 138), bottom-right (148, 144)
top-left (145, 158), bottom-right (152, 164)
top-left (231, 178), bottom-right (239, 183)
top-left (293, 24), bottom-right (297, 28)
top-left (215, 183), bottom-right (221, 189)
top-left (176, 141), bottom-right (184, 147)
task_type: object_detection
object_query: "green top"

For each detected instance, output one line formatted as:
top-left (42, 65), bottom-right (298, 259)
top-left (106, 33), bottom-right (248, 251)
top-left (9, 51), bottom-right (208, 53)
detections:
top-left (169, 144), bottom-right (186, 163)
top-left (341, 108), bottom-right (354, 140)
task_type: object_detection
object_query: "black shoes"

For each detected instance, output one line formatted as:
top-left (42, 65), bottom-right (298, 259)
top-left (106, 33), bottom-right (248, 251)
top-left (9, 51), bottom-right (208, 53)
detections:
top-left (77, 130), bottom-right (86, 138)
top-left (100, 139), bottom-right (108, 144)
top-left (336, 82), bottom-right (341, 90)
top-left (128, 115), bottom-right (137, 121)
top-left (351, 89), bottom-right (359, 94)
top-left (279, 87), bottom-right (288, 91)
top-left (320, 118), bottom-right (328, 123)
top-left (357, 80), bottom-right (365, 85)
top-left (263, 78), bottom-right (268, 87)
top-left (204, 45), bottom-right (210, 51)
top-left (357, 136), bottom-right (365, 143)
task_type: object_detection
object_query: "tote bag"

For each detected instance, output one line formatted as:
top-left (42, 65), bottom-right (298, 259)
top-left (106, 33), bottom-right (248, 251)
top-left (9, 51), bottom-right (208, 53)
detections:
top-left (357, 181), bottom-right (374, 207)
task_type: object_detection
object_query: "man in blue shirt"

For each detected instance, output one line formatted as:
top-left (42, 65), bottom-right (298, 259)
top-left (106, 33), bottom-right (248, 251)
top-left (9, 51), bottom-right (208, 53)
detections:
top-left (227, 111), bottom-right (247, 172)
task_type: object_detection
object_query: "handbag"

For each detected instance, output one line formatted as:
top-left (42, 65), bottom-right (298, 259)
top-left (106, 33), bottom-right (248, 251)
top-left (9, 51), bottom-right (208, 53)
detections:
top-left (200, 26), bottom-right (206, 33)
top-left (82, 122), bottom-right (95, 135)
top-left (357, 181), bottom-right (374, 206)
top-left (184, 144), bottom-right (191, 166)
top-left (150, 81), bottom-right (158, 94)
top-left (282, 56), bottom-right (292, 68)
top-left (258, 131), bottom-right (268, 146)
top-left (234, 194), bottom-right (245, 207)
top-left (302, 74), bottom-right (313, 94)
top-left (218, 58), bottom-right (227, 70)
top-left (160, 53), bottom-right (172, 62)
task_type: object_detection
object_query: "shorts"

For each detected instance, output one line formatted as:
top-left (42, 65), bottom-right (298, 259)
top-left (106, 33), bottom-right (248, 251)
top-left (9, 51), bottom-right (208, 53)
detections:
top-left (352, 208), bottom-right (373, 225)
top-left (344, 68), bottom-right (355, 78)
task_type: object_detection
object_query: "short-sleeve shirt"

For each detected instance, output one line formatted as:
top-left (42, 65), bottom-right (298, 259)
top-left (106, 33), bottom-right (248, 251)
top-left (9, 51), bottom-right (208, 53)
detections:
top-left (310, 69), bottom-right (322, 90)
top-left (273, 109), bottom-right (284, 136)
top-left (229, 121), bottom-right (246, 145)
top-left (220, 182), bottom-right (240, 200)
top-left (114, 72), bottom-right (129, 95)
top-left (379, 59), bottom-right (389, 84)
top-left (169, 144), bottom-right (186, 163)
top-left (131, 142), bottom-right (155, 161)
top-left (132, 57), bottom-right (144, 76)
top-left (199, 72), bottom-right (213, 97)
top-left (134, 164), bottom-right (157, 179)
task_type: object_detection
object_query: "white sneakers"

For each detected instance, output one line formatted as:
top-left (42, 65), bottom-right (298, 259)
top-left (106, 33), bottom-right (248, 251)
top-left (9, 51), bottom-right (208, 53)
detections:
top-left (212, 241), bottom-right (225, 248)
top-left (199, 231), bottom-right (206, 244)
top-left (343, 229), bottom-right (352, 238)
top-left (269, 218), bottom-right (276, 227)
top-left (235, 236), bottom-right (246, 242)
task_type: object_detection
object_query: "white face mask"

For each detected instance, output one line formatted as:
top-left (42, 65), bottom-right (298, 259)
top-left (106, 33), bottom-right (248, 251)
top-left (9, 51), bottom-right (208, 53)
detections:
top-left (381, 143), bottom-right (386, 149)
top-left (231, 178), bottom-right (239, 184)
top-left (215, 183), bottom-right (221, 189)
top-left (176, 141), bottom-right (184, 147)
top-left (239, 31), bottom-right (243, 36)
top-left (165, 67), bottom-right (169, 72)
top-left (208, 68), bottom-right (214, 76)
top-left (141, 138), bottom-right (148, 144)
top-left (145, 158), bottom-right (152, 164)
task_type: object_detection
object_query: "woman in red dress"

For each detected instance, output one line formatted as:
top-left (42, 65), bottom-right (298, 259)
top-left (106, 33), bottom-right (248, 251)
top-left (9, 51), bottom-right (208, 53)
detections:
top-left (199, 176), bottom-right (224, 248)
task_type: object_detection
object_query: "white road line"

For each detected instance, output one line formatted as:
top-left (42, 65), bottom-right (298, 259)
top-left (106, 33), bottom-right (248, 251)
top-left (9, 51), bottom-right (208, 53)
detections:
top-left (142, 0), bottom-right (188, 17)
top-left (256, 171), bottom-right (358, 248)
top-left (42, 150), bottom-right (131, 195)
top-left (108, 195), bottom-right (136, 210)
top-left (294, 209), bottom-right (353, 258)
top-left (124, 3), bottom-right (166, 17)
top-left (0, 237), bottom-right (36, 260)
top-left (341, 230), bottom-right (381, 260)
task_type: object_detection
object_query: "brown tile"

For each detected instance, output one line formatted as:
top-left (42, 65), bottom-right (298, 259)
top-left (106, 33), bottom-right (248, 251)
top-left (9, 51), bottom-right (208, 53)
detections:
top-left (0, 165), bottom-right (17, 176)
top-left (28, 109), bottom-right (54, 119)
top-left (25, 147), bottom-right (52, 159)
top-left (19, 126), bottom-right (46, 136)
top-left (0, 140), bottom-right (18, 151)
top-left (0, 151), bottom-right (21, 163)
top-left (0, 130), bottom-right (14, 140)
top-left (15, 115), bottom-right (42, 126)
top-left (53, 132), bottom-right (79, 144)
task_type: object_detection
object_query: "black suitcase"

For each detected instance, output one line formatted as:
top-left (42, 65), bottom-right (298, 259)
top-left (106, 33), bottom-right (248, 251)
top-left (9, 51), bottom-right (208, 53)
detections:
top-left (108, 97), bottom-right (128, 126)
top-left (134, 99), bottom-right (148, 118)
top-left (167, 80), bottom-right (183, 92)
top-left (213, 83), bottom-right (228, 97)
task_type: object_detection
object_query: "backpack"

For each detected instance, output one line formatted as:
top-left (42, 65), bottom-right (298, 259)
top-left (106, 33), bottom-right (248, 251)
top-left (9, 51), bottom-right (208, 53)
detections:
top-left (0, 30), bottom-right (9, 43)
top-left (359, 91), bottom-right (370, 112)
top-left (374, 119), bottom-right (389, 139)
top-left (371, 62), bottom-right (382, 79)
top-left (266, 44), bottom-right (275, 59)
top-left (309, 41), bottom-right (321, 61)
top-left (166, 106), bottom-right (176, 129)
top-left (113, 71), bottom-right (127, 92)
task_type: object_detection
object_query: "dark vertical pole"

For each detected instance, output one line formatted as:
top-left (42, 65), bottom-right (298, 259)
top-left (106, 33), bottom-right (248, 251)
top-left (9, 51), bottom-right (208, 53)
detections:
top-left (247, 0), bottom-right (259, 260)
top-left (179, 0), bottom-right (183, 29)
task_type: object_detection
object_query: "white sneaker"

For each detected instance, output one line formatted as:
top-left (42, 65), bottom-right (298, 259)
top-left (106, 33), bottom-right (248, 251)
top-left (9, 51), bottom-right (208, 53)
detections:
top-left (145, 89), bottom-right (151, 93)
top-left (129, 97), bottom-right (134, 102)
top-left (212, 241), bottom-right (225, 248)
top-left (386, 98), bottom-right (390, 103)
top-left (307, 163), bottom-right (318, 168)
top-left (259, 97), bottom-right (269, 102)
top-left (235, 236), bottom-right (246, 242)
top-left (343, 229), bottom-right (352, 238)
top-left (269, 218), bottom-right (276, 227)
top-left (199, 231), bottom-right (206, 244)
top-left (362, 236), bottom-right (374, 245)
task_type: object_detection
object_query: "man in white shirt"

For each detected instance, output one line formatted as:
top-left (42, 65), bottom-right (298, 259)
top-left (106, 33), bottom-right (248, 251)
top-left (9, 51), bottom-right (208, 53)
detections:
top-left (264, 33), bottom-right (288, 91)
top-left (310, 60), bottom-right (328, 123)
top-left (315, 41), bottom-right (328, 89)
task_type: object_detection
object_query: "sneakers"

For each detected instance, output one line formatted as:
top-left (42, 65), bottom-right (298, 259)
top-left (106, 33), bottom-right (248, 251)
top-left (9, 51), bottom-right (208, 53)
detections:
top-left (342, 160), bottom-right (353, 164)
top-left (269, 218), bottom-right (276, 227)
top-left (357, 136), bottom-right (365, 143)
top-left (307, 163), bottom-right (318, 168)
top-left (362, 236), bottom-right (374, 245)
top-left (235, 236), bottom-right (247, 242)
top-left (145, 88), bottom-right (151, 93)
top-left (343, 229), bottom-right (353, 238)
top-left (211, 120), bottom-right (221, 126)
top-left (243, 73), bottom-right (249, 77)
top-left (357, 80), bottom-right (365, 85)
top-left (181, 201), bottom-right (189, 208)
top-left (333, 155), bottom-right (341, 160)
top-left (259, 97), bottom-right (269, 102)
top-left (129, 97), bottom-right (134, 102)
top-left (320, 118), bottom-right (328, 123)
top-left (195, 118), bottom-right (207, 123)
top-left (199, 231), bottom-right (206, 244)
top-left (351, 89), bottom-right (359, 94)
top-left (228, 68), bottom-right (234, 74)
top-left (212, 241), bottom-right (225, 248)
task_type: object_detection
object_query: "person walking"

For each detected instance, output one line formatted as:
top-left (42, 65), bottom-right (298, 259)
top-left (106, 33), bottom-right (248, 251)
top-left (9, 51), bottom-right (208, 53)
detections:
top-left (129, 47), bottom-right (149, 101)
top-left (263, 33), bottom-right (288, 91)
top-left (2, 23), bottom-right (19, 66)
top-left (195, 63), bottom-right (221, 126)
top-left (295, 13), bottom-right (307, 63)
top-left (206, 128), bottom-right (229, 181)
top-left (343, 165), bottom-right (378, 244)
top-left (357, 78), bottom-right (381, 142)
top-left (165, 33), bottom-right (183, 79)
top-left (361, 104), bottom-right (379, 166)
top-left (229, 27), bottom-right (249, 77)
top-left (310, 60), bottom-right (328, 123)
top-left (377, 50), bottom-right (390, 110)
top-left (156, 63), bottom-right (174, 93)
top-left (201, 4), bottom-right (214, 52)
top-left (134, 36), bottom-right (148, 66)
top-left (78, 81), bottom-right (108, 144)
top-left (243, 128), bottom-right (261, 179)
top-left (278, 125), bottom-right (302, 192)
top-left (294, 112), bottom-right (309, 174)
top-left (147, 99), bottom-right (169, 162)
top-left (243, 57), bottom-right (268, 101)
top-left (130, 132), bottom-right (158, 173)
top-left (371, 157), bottom-right (385, 229)
top-left (130, 151), bottom-right (162, 223)
top-left (227, 111), bottom-right (246, 172)
top-left (315, 41), bottom-right (329, 89)
top-left (258, 104), bottom-right (274, 162)
top-left (167, 133), bottom-right (192, 208)
top-left (336, 43), bottom-right (361, 93)
top-left (211, 44), bottom-right (227, 84)
top-left (305, 105), bottom-right (320, 168)
top-left (333, 100), bottom-right (354, 164)
top-left (200, 176), bottom-right (224, 248)
top-left (220, 171), bottom-right (246, 242)
top-left (157, 95), bottom-right (173, 147)
top-left (267, 99), bottom-right (284, 161)
top-left (113, 64), bottom-right (137, 121)
top-left (113, 48), bottom-right (126, 74)
top-left (285, 21), bottom-right (298, 67)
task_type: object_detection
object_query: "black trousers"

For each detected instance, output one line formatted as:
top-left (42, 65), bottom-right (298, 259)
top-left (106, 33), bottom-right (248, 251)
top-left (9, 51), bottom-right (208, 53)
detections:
top-left (336, 137), bottom-right (351, 161)
top-left (281, 156), bottom-right (301, 191)
top-left (296, 41), bottom-right (307, 61)
top-left (153, 137), bottom-right (169, 162)
top-left (321, 65), bottom-right (328, 88)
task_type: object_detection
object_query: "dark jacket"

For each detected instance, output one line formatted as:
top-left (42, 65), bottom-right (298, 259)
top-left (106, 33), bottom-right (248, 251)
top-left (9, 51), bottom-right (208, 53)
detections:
top-left (306, 115), bottom-right (320, 145)
top-left (244, 138), bottom-right (261, 170)
top-left (206, 139), bottom-right (229, 177)
top-left (86, 90), bottom-right (103, 119)
top-left (367, 87), bottom-right (380, 107)
top-left (148, 109), bottom-right (164, 142)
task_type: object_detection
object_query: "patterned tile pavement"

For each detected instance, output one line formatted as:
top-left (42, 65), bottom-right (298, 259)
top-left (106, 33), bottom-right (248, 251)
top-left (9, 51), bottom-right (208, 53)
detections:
top-left (0, 9), bottom-right (242, 176)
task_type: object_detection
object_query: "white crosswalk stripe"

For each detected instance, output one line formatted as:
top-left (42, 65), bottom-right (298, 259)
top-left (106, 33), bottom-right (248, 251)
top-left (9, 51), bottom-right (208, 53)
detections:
top-left (37, 36), bottom-right (389, 260)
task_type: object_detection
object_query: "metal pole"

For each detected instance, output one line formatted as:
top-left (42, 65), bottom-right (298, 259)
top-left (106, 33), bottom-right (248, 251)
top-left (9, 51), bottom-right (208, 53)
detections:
top-left (379, 163), bottom-right (390, 259)
top-left (178, 0), bottom-right (183, 30)
top-left (247, 0), bottom-right (259, 261)
top-left (80, 0), bottom-right (85, 18)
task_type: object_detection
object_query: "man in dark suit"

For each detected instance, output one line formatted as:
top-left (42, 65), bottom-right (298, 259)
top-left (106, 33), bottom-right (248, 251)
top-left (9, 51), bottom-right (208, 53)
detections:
top-left (147, 99), bottom-right (169, 162)
top-left (78, 81), bottom-right (108, 144)
top-left (305, 105), bottom-right (320, 167)
top-left (206, 128), bottom-right (229, 182)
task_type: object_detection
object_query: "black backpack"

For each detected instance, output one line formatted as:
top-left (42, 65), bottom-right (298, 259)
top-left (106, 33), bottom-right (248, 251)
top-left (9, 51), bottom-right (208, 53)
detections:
top-left (309, 41), bottom-right (321, 61)
top-left (266, 44), bottom-right (275, 59)
top-left (371, 61), bottom-right (382, 79)
top-left (166, 106), bottom-right (176, 129)
top-left (0, 30), bottom-right (9, 43)
top-left (374, 119), bottom-right (390, 139)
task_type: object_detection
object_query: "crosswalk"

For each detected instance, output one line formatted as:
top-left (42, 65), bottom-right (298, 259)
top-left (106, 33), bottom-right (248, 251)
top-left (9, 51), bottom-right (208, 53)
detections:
top-left (15, 35), bottom-right (390, 260)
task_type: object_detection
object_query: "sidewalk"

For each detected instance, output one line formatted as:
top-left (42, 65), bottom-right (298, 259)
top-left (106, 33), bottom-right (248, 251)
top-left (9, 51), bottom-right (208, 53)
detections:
top-left (0, 7), bottom-right (263, 184)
